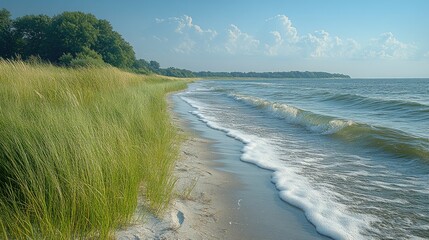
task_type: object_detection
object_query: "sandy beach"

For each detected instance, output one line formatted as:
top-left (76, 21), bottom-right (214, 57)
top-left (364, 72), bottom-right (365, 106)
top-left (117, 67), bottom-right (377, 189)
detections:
top-left (116, 93), bottom-right (328, 240)
top-left (115, 94), bottom-right (241, 239)
top-left (115, 133), bottom-right (239, 239)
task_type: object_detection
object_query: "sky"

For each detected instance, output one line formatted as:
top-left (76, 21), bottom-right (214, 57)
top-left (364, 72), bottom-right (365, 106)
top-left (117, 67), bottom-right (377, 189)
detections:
top-left (2, 0), bottom-right (429, 78)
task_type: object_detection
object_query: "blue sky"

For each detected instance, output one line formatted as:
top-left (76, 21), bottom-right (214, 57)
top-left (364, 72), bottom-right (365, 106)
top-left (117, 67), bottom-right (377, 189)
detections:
top-left (2, 0), bottom-right (429, 77)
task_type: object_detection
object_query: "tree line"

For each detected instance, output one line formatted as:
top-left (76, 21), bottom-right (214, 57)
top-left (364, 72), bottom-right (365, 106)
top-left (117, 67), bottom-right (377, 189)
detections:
top-left (134, 60), bottom-right (350, 79)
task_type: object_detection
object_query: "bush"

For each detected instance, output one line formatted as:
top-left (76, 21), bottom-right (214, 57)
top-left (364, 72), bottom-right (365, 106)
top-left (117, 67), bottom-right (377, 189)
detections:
top-left (69, 56), bottom-right (107, 68)
top-left (59, 48), bottom-right (108, 68)
top-left (58, 53), bottom-right (73, 66)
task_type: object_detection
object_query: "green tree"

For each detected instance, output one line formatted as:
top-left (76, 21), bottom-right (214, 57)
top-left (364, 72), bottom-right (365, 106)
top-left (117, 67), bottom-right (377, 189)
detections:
top-left (133, 59), bottom-right (150, 69)
top-left (149, 60), bottom-right (160, 70)
top-left (1, 9), bottom-right (140, 71)
top-left (132, 59), bottom-right (152, 74)
top-left (0, 8), bottom-right (15, 58)
top-left (93, 19), bottom-right (135, 68)
top-left (13, 14), bottom-right (52, 59)
top-left (49, 12), bottom-right (99, 61)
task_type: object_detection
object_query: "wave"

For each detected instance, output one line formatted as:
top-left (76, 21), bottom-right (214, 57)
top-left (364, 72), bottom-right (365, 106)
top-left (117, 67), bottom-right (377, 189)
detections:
top-left (179, 95), bottom-right (372, 240)
top-left (231, 94), bottom-right (429, 162)
top-left (321, 92), bottom-right (429, 116)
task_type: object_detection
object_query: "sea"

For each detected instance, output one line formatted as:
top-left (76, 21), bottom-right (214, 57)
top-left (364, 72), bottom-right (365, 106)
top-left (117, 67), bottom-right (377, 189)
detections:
top-left (177, 78), bottom-right (429, 240)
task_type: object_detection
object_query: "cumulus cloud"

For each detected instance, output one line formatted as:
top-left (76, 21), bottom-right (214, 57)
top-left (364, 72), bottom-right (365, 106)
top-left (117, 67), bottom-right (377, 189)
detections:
top-left (301, 31), bottom-right (415, 60)
top-left (262, 16), bottom-right (416, 60)
top-left (152, 14), bottom-right (419, 60)
top-left (305, 30), bottom-right (331, 57)
top-left (173, 15), bottom-right (217, 39)
top-left (155, 15), bottom-right (217, 54)
top-left (262, 15), bottom-right (302, 56)
top-left (266, 15), bottom-right (299, 43)
top-left (262, 15), bottom-right (360, 58)
top-left (334, 37), bottom-right (360, 58)
top-left (365, 32), bottom-right (416, 59)
top-left (264, 31), bottom-right (284, 56)
top-left (225, 24), bottom-right (260, 54)
top-left (301, 30), bottom-right (360, 58)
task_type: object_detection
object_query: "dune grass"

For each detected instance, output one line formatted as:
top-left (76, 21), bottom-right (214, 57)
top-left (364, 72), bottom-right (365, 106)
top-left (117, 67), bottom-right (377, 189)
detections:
top-left (0, 60), bottom-right (187, 239)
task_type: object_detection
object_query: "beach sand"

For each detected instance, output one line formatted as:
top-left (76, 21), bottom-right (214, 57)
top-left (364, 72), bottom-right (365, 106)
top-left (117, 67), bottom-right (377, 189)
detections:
top-left (116, 94), bottom-right (329, 240)
top-left (115, 94), bottom-right (240, 239)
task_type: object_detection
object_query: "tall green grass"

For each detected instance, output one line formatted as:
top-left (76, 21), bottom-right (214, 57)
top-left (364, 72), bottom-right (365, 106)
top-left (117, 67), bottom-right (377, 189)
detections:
top-left (0, 60), bottom-right (187, 239)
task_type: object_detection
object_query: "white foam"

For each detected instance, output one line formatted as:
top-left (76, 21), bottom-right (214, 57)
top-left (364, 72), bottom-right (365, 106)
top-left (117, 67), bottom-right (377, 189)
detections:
top-left (179, 95), bottom-right (375, 240)
top-left (272, 169), bottom-right (374, 240)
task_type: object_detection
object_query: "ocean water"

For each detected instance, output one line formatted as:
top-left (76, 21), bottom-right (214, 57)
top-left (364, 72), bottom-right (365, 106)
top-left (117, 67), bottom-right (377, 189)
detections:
top-left (177, 79), bottom-right (429, 240)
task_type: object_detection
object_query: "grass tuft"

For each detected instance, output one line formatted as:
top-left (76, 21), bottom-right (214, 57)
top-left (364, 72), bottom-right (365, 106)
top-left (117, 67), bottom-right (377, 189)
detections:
top-left (179, 177), bottom-right (199, 201)
top-left (0, 60), bottom-right (187, 239)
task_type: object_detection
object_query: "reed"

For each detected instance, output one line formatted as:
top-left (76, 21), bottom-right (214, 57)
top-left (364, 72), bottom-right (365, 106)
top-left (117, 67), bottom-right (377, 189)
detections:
top-left (0, 60), bottom-right (187, 239)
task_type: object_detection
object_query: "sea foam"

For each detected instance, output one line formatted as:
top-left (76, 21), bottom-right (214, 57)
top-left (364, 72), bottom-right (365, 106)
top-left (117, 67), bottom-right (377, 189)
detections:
top-left (180, 95), bottom-right (374, 240)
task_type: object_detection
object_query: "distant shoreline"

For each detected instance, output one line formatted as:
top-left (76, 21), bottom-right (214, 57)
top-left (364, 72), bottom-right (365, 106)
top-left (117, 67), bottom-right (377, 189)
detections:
top-left (156, 70), bottom-right (351, 79)
top-left (197, 77), bottom-right (352, 80)
top-left (194, 77), bottom-right (429, 80)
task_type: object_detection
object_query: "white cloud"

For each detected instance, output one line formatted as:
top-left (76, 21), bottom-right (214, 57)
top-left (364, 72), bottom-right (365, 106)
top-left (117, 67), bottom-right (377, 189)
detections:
top-left (173, 15), bottom-right (217, 39)
top-left (225, 24), bottom-right (260, 54)
top-left (265, 31), bottom-right (284, 56)
top-left (424, 51), bottom-right (429, 58)
top-left (301, 31), bottom-right (415, 60)
top-left (335, 38), bottom-right (360, 58)
top-left (301, 30), bottom-right (360, 58)
top-left (262, 15), bottom-right (360, 58)
top-left (365, 32), bottom-right (416, 59)
top-left (261, 16), bottom-right (416, 60)
top-left (155, 15), bottom-right (218, 54)
top-left (267, 15), bottom-right (299, 43)
top-left (263, 15), bottom-right (301, 56)
top-left (305, 30), bottom-right (331, 57)
top-left (153, 14), bottom-right (419, 61)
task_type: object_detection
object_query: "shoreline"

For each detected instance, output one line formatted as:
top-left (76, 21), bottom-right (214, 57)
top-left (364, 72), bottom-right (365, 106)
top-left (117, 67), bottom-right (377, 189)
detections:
top-left (116, 91), bottom-right (329, 239)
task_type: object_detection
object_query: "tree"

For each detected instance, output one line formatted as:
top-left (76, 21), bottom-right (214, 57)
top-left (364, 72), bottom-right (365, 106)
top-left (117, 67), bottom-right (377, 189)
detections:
top-left (149, 60), bottom-right (160, 70)
top-left (132, 59), bottom-right (152, 74)
top-left (13, 14), bottom-right (52, 59)
top-left (93, 19), bottom-right (135, 68)
top-left (1, 9), bottom-right (138, 68)
top-left (133, 59), bottom-right (150, 69)
top-left (0, 8), bottom-right (15, 58)
top-left (49, 12), bottom-right (99, 61)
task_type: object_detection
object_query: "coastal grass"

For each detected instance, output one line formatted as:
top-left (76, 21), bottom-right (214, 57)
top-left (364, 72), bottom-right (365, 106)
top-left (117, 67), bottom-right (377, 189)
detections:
top-left (0, 60), bottom-right (187, 239)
